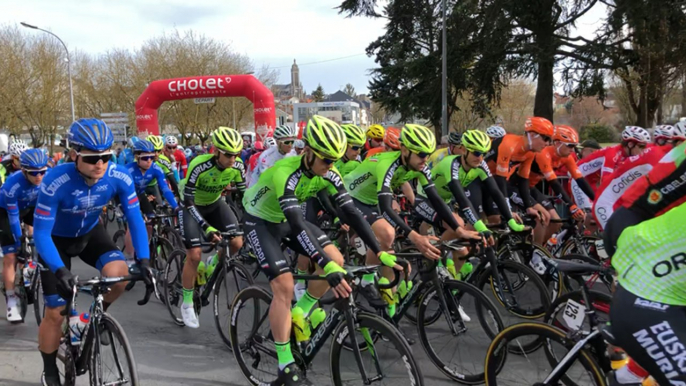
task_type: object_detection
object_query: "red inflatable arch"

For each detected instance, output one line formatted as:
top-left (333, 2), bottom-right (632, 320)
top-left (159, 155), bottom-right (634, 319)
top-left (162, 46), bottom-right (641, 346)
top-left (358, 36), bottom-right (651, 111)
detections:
top-left (134, 74), bottom-right (276, 137)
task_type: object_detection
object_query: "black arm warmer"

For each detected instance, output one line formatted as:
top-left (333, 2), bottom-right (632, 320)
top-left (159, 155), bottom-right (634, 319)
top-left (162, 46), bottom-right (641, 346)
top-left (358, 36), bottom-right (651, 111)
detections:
top-left (548, 179), bottom-right (573, 206)
top-left (483, 177), bottom-right (515, 221)
top-left (447, 180), bottom-right (479, 225)
top-left (424, 184), bottom-right (461, 231)
top-left (576, 177), bottom-right (596, 201)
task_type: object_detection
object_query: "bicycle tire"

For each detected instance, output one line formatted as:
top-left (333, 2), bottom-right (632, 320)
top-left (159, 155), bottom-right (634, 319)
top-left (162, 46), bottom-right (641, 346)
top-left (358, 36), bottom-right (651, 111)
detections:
top-left (161, 225), bottom-right (184, 251)
top-left (560, 235), bottom-right (601, 259)
top-left (32, 271), bottom-right (44, 326)
top-left (152, 236), bottom-right (176, 303)
top-left (213, 261), bottom-right (254, 350)
top-left (163, 250), bottom-right (189, 326)
top-left (56, 342), bottom-right (77, 386)
top-left (16, 284), bottom-right (28, 322)
top-left (417, 279), bottom-right (504, 384)
top-left (88, 313), bottom-right (140, 386)
top-left (112, 229), bottom-right (127, 252)
top-left (483, 322), bottom-right (607, 386)
top-left (498, 242), bottom-right (563, 302)
top-left (330, 311), bottom-right (424, 386)
top-left (477, 259), bottom-right (551, 319)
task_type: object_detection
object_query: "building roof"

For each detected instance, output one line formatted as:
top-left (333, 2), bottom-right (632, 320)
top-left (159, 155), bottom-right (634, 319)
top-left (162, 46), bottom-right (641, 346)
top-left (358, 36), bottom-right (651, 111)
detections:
top-left (326, 90), bottom-right (360, 104)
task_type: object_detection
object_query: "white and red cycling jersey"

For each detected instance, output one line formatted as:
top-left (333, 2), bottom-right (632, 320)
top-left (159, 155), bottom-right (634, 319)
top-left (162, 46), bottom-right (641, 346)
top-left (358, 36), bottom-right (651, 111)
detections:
top-left (571, 144), bottom-right (628, 209)
top-left (246, 146), bottom-right (296, 188)
top-left (591, 145), bottom-right (671, 229)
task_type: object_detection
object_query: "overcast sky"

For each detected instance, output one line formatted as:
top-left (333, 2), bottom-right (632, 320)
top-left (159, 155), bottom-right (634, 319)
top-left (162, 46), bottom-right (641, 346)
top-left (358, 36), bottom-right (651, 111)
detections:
top-left (1, 0), bottom-right (606, 95)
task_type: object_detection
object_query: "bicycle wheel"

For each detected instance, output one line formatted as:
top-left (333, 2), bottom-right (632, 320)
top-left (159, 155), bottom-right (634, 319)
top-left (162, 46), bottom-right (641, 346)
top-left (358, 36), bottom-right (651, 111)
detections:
top-left (213, 261), bottom-right (254, 350)
top-left (498, 242), bottom-right (563, 302)
top-left (153, 236), bottom-right (176, 303)
top-left (161, 225), bottom-right (184, 251)
top-left (163, 250), bottom-right (198, 326)
top-left (330, 311), bottom-right (424, 385)
top-left (112, 229), bottom-right (127, 252)
top-left (561, 235), bottom-right (602, 259)
top-left (89, 313), bottom-right (140, 386)
top-left (56, 342), bottom-right (77, 386)
top-left (15, 283), bottom-right (28, 322)
top-left (230, 286), bottom-right (276, 385)
top-left (32, 271), bottom-right (44, 326)
top-left (477, 259), bottom-right (551, 320)
top-left (417, 279), bottom-right (504, 384)
top-left (484, 322), bottom-right (606, 386)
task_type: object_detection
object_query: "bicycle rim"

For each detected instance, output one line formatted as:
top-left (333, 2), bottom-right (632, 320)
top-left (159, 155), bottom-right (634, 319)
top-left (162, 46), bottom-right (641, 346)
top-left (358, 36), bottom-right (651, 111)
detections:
top-left (214, 261), bottom-right (254, 350)
top-left (89, 313), bottom-right (139, 386)
top-left (163, 250), bottom-right (186, 326)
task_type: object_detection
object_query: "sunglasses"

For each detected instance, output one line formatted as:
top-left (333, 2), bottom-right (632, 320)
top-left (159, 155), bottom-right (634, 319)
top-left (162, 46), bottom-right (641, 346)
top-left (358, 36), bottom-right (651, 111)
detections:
top-left (282, 140), bottom-right (294, 145)
top-left (626, 141), bottom-right (646, 149)
top-left (25, 169), bottom-right (47, 176)
top-left (78, 152), bottom-right (113, 165)
top-left (166, 146), bottom-right (177, 150)
top-left (540, 135), bottom-right (552, 143)
top-left (412, 151), bottom-right (430, 159)
top-left (350, 145), bottom-right (361, 151)
top-left (218, 149), bottom-right (239, 158)
top-left (564, 143), bottom-right (577, 149)
top-left (470, 150), bottom-right (486, 157)
top-left (138, 156), bottom-right (155, 161)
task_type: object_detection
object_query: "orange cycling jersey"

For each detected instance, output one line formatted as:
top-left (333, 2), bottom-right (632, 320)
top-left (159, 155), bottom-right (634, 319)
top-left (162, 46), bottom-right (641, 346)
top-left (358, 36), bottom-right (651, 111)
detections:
top-left (364, 146), bottom-right (384, 159)
top-left (529, 146), bottom-right (583, 187)
top-left (485, 134), bottom-right (536, 179)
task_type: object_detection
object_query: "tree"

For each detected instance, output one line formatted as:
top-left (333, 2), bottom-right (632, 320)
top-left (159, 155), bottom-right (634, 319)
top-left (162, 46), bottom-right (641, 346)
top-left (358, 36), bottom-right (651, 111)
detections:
top-left (342, 83), bottom-right (356, 97)
top-left (312, 84), bottom-right (325, 102)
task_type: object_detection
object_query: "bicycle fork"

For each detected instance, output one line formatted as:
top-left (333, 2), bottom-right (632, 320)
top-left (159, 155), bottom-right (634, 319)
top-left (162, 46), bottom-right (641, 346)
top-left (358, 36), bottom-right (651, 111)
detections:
top-left (344, 300), bottom-right (385, 383)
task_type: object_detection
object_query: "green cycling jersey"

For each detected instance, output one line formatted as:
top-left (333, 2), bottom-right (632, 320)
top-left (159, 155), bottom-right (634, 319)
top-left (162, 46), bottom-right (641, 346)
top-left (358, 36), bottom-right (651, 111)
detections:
top-left (612, 202), bottom-right (686, 306)
top-left (333, 157), bottom-right (361, 178)
top-left (418, 155), bottom-right (491, 202)
top-left (156, 154), bottom-right (174, 174)
top-left (181, 154), bottom-right (245, 206)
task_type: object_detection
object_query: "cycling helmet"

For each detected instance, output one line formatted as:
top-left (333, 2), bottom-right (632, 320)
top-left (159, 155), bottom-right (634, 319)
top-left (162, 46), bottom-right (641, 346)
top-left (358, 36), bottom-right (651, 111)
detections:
top-left (184, 148), bottom-right (193, 158)
top-left (486, 126), bottom-right (507, 139)
top-left (68, 118), bottom-right (114, 151)
top-left (9, 140), bottom-right (29, 157)
top-left (146, 135), bottom-right (164, 151)
top-left (461, 130), bottom-right (491, 153)
top-left (252, 141), bottom-right (265, 151)
top-left (524, 117), bottom-right (555, 137)
top-left (448, 132), bottom-right (462, 145)
top-left (553, 125), bottom-right (580, 144)
top-left (128, 136), bottom-right (140, 147)
top-left (673, 121), bottom-right (686, 141)
top-left (165, 135), bottom-right (178, 146)
top-left (20, 148), bottom-right (49, 169)
top-left (294, 139), bottom-right (305, 149)
top-left (384, 127), bottom-right (401, 150)
top-left (273, 125), bottom-right (297, 140)
top-left (622, 126), bottom-right (651, 144)
top-left (366, 124), bottom-right (385, 140)
top-left (401, 124), bottom-right (436, 154)
top-left (133, 139), bottom-right (156, 154)
top-left (304, 115), bottom-right (347, 159)
top-left (212, 126), bottom-right (243, 154)
top-left (264, 137), bottom-right (277, 148)
top-left (653, 125), bottom-right (676, 140)
top-left (341, 124), bottom-right (366, 146)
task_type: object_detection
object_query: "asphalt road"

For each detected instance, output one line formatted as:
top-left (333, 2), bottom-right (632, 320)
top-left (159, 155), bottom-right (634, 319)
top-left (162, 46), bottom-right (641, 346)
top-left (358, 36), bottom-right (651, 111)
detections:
top-left (0, 232), bottom-right (553, 385)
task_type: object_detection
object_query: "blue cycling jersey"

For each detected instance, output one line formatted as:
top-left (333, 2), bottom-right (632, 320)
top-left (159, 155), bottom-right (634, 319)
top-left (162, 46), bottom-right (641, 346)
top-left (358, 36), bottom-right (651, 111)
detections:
top-left (125, 162), bottom-right (178, 210)
top-left (34, 162), bottom-right (150, 272)
top-left (0, 172), bottom-right (40, 245)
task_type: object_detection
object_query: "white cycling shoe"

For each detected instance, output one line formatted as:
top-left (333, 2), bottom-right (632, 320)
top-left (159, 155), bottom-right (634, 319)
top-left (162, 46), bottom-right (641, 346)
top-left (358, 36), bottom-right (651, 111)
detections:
top-left (6, 296), bottom-right (22, 323)
top-left (180, 303), bottom-right (199, 328)
top-left (458, 305), bottom-right (471, 323)
top-left (294, 282), bottom-right (307, 302)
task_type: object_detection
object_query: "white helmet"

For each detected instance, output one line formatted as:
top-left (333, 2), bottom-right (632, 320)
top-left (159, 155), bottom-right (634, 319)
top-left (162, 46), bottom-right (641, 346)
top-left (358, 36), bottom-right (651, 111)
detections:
top-left (264, 137), bottom-right (277, 148)
top-left (486, 126), bottom-right (507, 139)
top-left (273, 125), bottom-right (297, 140)
top-left (165, 135), bottom-right (178, 146)
top-left (9, 140), bottom-right (29, 157)
top-left (673, 121), bottom-right (686, 141)
top-left (622, 126), bottom-right (651, 144)
top-left (294, 139), bottom-right (305, 149)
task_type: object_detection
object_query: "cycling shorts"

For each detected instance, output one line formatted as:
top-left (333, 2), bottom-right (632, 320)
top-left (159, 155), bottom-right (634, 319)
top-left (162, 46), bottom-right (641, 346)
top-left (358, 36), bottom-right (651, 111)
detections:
top-left (530, 187), bottom-right (555, 211)
top-left (180, 199), bottom-right (240, 248)
top-left (352, 197), bottom-right (383, 226)
top-left (465, 179), bottom-right (500, 217)
top-left (39, 222), bottom-right (125, 308)
top-left (0, 207), bottom-right (34, 254)
top-left (243, 213), bottom-right (332, 280)
top-left (610, 285), bottom-right (686, 385)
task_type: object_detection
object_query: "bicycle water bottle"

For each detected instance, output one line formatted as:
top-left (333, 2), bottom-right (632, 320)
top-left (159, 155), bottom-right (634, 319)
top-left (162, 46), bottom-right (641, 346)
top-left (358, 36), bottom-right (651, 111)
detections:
top-left (196, 261), bottom-right (207, 285)
top-left (309, 308), bottom-right (326, 329)
top-left (69, 311), bottom-right (89, 345)
top-left (22, 261), bottom-right (36, 287)
top-left (205, 254), bottom-right (219, 278)
top-left (291, 307), bottom-right (311, 343)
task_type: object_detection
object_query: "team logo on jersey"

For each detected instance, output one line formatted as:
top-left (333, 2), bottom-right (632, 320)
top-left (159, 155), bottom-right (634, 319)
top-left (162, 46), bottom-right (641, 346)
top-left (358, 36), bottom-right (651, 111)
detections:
top-left (72, 190), bottom-right (83, 196)
top-left (648, 189), bottom-right (663, 204)
top-left (96, 185), bottom-right (109, 192)
top-left (41, 174), bottom-right (71, 196)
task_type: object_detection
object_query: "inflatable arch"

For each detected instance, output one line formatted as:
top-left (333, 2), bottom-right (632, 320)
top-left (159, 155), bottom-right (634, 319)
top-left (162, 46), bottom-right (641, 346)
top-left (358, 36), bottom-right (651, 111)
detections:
top-left (134, 75), bottom-right (276, 137)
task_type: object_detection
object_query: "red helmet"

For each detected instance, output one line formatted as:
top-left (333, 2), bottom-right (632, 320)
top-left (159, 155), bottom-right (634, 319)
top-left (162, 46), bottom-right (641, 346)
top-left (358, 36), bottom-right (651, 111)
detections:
top-left (525, 117), bottom-right (555, 137)
top-left (553, 125), bottom-right (579, 144)
top-left (384, 127), bottom-right (401, 150)
top-left (252, 141), bottom-right (265, 151)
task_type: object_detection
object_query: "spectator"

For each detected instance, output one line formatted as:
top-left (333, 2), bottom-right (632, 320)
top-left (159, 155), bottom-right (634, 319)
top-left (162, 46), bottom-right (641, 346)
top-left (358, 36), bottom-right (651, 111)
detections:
top-left (579, 139), bottom-right (602, 159)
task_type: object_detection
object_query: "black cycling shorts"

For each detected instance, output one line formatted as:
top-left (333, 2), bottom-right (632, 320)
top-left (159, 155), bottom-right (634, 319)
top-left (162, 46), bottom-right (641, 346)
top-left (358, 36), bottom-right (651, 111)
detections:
top-left (609, 285), bottom-right (686, 385)
top-left (39, 222), bottom-right (125, 308)
top-left (180, 199), bottom-right (240, 248)
top-left (465, 179), bottom-right (500, 217)
top-left (352, 198), bottom-right (383, 226)
top-left (0, 206), bottom-right (34, 254)
top-left (530, 187), bottom-right (555, 211)
top-left (243, 212), bottom-right (332, 281)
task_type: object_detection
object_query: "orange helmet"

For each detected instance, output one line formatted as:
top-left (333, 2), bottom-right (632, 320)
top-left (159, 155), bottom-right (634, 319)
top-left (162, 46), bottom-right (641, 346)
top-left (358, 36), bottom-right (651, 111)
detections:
top-left (553, 125), bottom-right (579, 144)
top-left (384, 127), bottom-right (401, 150)
top-left (525, 117), bottom-right (555, 137)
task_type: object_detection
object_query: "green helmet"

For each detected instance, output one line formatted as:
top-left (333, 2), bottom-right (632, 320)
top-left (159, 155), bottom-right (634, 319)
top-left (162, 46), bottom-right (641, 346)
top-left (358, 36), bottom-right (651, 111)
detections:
top-left (212, 126), bottom-right (243, 154)
top-left (341, 124), bottom-right (365, 146)
top-left (401, 124), bottom-right (436, 154)
top-left (304, 115), bottom-right (347, 159)
top-left (461, 130), bottom-right (491, 153)
top-left (146, 135), bottom-right (164, 151)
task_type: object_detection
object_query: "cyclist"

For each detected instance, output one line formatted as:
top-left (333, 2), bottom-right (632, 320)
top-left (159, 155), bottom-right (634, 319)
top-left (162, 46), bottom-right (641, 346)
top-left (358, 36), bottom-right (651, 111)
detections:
top-left (365, 126), bottom-right (400, 159)
top-left (334, 124), bottom-right (366, 177)
top-left (33, 118), bottom-right (151, 386)
top-left (127, 139), bottom-right (179, 216)
top-left (344, 123), bottom-right (480, 306)
top-left (264, 136), bottom-right (277, 149)
top-left (362, 124), bottom-right (385, 159)
top-left (652, 124), bottom-right (683, 150)
top-left (160, 135), bottom-right (181, 196)
top-left (428, 131), bottom-right (462, 169)
top-left (242, 115), bottom-right (398, 385)
top-left (173, 142), bottom-right (188, 179)
top-left (571, 126), bottom-right (651, 211)
top-left (247, 125), bottom-right (297, 188)
top-left (486, 125), bottom-right (507, 140)
top-left (0, 140), bottom-right (29, 185)
top-left (1, 149), bottom-right (48, 323)
top-left (293, 139), bottom-right (305, 155)
top-left (484, 116), bottom-right (554, 225)
top-left (178, 126), bottom-right (246, 328)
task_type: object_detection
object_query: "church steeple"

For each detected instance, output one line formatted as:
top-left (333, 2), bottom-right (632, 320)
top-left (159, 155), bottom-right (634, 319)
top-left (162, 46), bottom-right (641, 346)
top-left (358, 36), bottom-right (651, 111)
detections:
top-left (291, 59), bottom-right (300, 98)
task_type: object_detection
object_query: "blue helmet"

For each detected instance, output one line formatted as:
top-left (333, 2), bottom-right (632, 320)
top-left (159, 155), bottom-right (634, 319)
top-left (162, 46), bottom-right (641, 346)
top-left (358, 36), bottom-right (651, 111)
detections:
top-left (68, 118), bottom-right (114, 151)
top-left (20, 148), bottom-right (49, 169)
top-left (133, 139), bottom-right (155, 154)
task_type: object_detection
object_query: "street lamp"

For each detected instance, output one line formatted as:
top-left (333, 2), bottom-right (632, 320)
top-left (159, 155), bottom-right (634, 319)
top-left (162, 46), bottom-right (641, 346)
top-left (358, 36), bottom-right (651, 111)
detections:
top-left (441, 0), bottom-right (448, 136)
top-left (233, 71), bottom-right (255, 129)
top-left (21, 22), bottom-right (76, 124)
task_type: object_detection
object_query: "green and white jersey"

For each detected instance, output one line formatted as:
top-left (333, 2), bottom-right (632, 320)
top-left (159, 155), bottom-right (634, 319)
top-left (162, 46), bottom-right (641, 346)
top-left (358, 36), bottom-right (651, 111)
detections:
top-left (156, 154), bottom-right (174, 174)
top-left (343, 151), bottom-right (432, 205)
top-left (612, 202), bottom-right (686, 306)
top-left (418, 155), bottom-right (492, 202)
top-left (243, 155), bottom-right (343, 223)
top-left (181, 154), bottom-right (245, 206)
